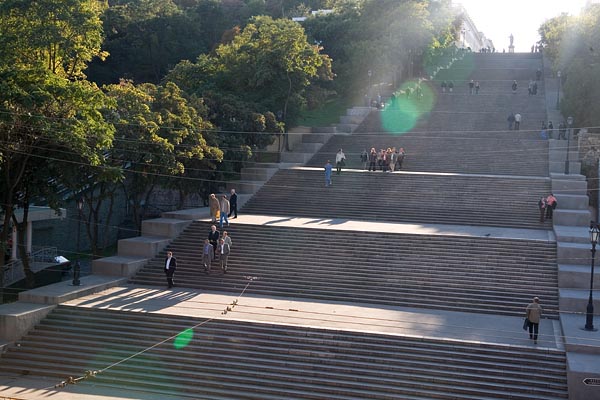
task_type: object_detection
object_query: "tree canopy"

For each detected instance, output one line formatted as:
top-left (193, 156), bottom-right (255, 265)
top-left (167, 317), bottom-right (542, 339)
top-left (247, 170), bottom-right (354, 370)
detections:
top-left (539, 4), bottom-right (600, 130)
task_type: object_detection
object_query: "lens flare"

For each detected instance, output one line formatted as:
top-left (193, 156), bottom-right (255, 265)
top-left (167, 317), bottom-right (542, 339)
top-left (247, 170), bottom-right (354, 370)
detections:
top-left (174, 328), bottom-right (194, 349)
top-left (381, 80), bottom-right (436, 134)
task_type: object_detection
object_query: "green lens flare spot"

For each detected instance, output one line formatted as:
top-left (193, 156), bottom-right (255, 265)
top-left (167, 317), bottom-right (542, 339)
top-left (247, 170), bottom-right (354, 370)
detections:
top-left (381, 80), bottom-right (437, 134)
top-left (174, 328), bottom-right (194, 349)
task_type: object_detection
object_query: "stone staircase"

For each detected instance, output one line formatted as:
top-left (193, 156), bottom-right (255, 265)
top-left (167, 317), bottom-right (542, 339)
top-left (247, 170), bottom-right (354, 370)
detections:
top-left (306, 133), bottom-right (549, 176)
top-left (1, 52), bottom-right (586, 399)
top-left (130, 221), bottom-right (559, 318)
top-left (241, 169), bottom-right (552, 229)
top-left (0, 305), bottom-right (569, 400)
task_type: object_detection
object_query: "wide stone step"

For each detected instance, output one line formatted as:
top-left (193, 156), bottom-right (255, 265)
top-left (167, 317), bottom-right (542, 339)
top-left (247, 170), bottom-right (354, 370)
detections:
top-left (0, 306), bottom-right (568, 399)
top-left (129, 221), bottom-right (560, 318)
top-left (241, 169), bottom-right (552, 229)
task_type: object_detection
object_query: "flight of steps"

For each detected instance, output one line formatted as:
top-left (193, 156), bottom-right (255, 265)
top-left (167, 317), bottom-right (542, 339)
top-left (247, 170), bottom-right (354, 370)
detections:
top-left (131, 222), bottom-right (559, 318)
top-left (0, 306), bottom-right (569, 400)
top-left (241, 169), bottom-right (552, 229)
top-left (306, 133), bottom-right (549, 176)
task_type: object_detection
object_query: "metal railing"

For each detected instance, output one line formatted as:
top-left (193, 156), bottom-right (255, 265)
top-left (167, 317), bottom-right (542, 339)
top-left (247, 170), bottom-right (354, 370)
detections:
top-left (2, 246), bottom-right (58, 287)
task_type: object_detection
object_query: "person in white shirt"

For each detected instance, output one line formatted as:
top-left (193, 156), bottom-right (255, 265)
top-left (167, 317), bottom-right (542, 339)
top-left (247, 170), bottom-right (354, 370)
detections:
top-left (335, 148), bottom-right (346, 175)
top-left (164, 251), bottom-right (177, 288)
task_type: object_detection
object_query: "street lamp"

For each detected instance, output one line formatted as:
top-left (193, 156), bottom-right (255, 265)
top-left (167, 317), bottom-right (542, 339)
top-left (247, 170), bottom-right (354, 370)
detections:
top-left (556, 70), bottom-right (561, 110)
top-left (586, 222), bottom-right (599, 331)
top-left (367, 70), bottom-right (372, 105)
top-left (72, 198), bottom-right (83, 286)
top-left (564, 116), bottom-right (574, 175)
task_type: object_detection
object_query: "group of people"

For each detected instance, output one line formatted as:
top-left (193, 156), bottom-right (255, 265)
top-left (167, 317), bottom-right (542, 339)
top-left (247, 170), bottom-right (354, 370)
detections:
top-left (162, 224), bottom-right (234, 287)
top-left (440, 80), bottom-right (455, 93)
top-left (468, 80), bottom-right (481, 94)
top-left (507, 112), bottom-right (522, 130)
top-left (204, 225), bottom-right (232, 273)
top-left (209, 189), bottom-right (238, 228)
top-left (364, 147), bottom-right (405, 172)
top-left (541, 121), bottom-right (569, 140)
top-left (538, 193), bottom-right (558, 223)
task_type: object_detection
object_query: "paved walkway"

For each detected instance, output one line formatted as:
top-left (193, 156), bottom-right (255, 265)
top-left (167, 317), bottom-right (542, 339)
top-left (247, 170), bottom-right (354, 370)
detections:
top-left (63, 284), bottom-right (562, 349)
top-left (212, 213), bottom-right (555, 242)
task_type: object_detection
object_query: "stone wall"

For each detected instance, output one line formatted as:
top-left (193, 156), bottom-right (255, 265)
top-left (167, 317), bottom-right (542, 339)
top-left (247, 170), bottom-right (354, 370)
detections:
top-left (577, 129), bottom-right (599, 213)
top-left (32, 189), bottom-right (133, 258)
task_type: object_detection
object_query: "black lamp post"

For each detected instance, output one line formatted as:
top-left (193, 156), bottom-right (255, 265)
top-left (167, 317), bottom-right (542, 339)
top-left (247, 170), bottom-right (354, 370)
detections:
top-left (72, 198), bottom-right (83, 286)
top-left (586, 222), bottom-right (599, 331)
top-left (368, 70), bottom-right (372, 105)
top-left (556, 70), bottom-right (561, 110)
top-left (564, 116), bottom-right (573, 175)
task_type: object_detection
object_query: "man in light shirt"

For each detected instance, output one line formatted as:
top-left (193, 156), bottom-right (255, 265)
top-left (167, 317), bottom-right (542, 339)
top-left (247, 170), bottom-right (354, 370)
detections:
top-left (216, 238), bottom-right (231, 273)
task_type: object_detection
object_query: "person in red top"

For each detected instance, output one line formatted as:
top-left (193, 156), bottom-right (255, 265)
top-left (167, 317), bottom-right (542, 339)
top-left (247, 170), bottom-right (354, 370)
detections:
top-left (545, 194), bottom-right (558, 220)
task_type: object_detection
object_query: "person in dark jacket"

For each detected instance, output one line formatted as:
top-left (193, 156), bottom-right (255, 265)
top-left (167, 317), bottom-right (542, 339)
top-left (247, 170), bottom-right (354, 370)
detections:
top-left (228, 188), bottom-right (238, 219)
top-left (164, 251), bottom-right (177, 288)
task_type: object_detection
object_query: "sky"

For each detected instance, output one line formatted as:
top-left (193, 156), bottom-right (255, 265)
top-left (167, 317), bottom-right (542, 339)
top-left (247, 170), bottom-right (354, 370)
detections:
top-left (455, 0), bottom-right (589, 52)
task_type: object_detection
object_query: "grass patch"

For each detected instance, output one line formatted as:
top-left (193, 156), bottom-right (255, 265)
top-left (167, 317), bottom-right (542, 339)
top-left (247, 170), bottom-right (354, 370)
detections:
top-left (297, 96), bottom-right (355, 127)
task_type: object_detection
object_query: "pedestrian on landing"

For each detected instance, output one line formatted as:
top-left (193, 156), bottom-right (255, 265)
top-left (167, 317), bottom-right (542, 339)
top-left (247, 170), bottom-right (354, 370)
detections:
top-left (219, 195), bottom-right (230, 228)
top-left (324, 160), bottom-right (333, 187)
top-left (526, 297), bottom-right (543, 344)
top-left (528, 80), bottom-right (533, 96)
top-left (538, 197), bottom-right (547, 223)
top-left (546, 194), bottom-right (558, 220)
top-left (216, 238), bottom-right (230, 273)
top-left (441, 80), bottom-right (447, 93)
top-left (507, 113), bottom-right (515, 130)
top-left (208, 225), bottom-right (220, 258)
top-left (532, 81), bottom-right (538, 95)
top-left (209, 193), bottom-right (220, 223)
top-left (335, 148), bottom-right (346, 175)
top-left (397, 148), bottom-right (405, 169)
top-left (536, 68), bottom-right (542, 81)
top-left (475, 81), bottom-right (480, 94)
top-left (360, 149), bottom-right (368, 170)
top-left (558, 122), bottom-right (567, 140)
top-left (164, 251), bottom-right (177, 289)
top-left (540, 122), bottom-right (548, 139)
top-left (383, 148), bottom-right (392, 172)
top-left (228, 189), bottom-right (238, 219)
top-left (512, 80), bottom-right (518, 93)
top-left (547, 121), bottom-right (554, 139)
top-left (514, 113), bottom-right (521, 130)
top-left (202, 239), bottom-right (214, 273)
top-left (368, 148), bottom-right (377, 171)
top-left (448, 81), bottom-right (454, 93)
top-left (377, 149), bottom-right (384, 171)
top-left (389, 147), bottom-right (398, 172)
top-left (469, 79), bottom-right (475, 94)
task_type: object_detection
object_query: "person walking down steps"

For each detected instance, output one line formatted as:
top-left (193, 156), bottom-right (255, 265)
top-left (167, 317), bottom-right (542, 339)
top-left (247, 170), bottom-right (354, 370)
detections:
top-left (164, 251), bottom-right (177, 289)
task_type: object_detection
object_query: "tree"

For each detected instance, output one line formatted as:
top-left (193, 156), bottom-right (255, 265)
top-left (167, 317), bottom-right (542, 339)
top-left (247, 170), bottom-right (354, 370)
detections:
top-left (0, 0), bottom-right (114, 295)
top-left (104, 80), bottom-right (222, 231)
top-left (539, 5), bottom-right (600, 131)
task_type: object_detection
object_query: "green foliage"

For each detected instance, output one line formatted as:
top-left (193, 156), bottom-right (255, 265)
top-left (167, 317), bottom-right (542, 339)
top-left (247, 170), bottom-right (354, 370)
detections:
top-left (0, 0), bottom-right (107, 79)
top-left (540, 4), bottom-right (600, 131)
top-left (104, 80), bottom-right (222, 229)
top-left (302, 0), bottom-right (455, 96)
top-left (89, 0), bottom-right (227, 84)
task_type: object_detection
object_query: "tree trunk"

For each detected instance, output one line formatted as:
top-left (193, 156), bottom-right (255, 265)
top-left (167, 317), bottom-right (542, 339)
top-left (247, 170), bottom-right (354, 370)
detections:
top-left (13, 204), bottom-right (34, 289)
